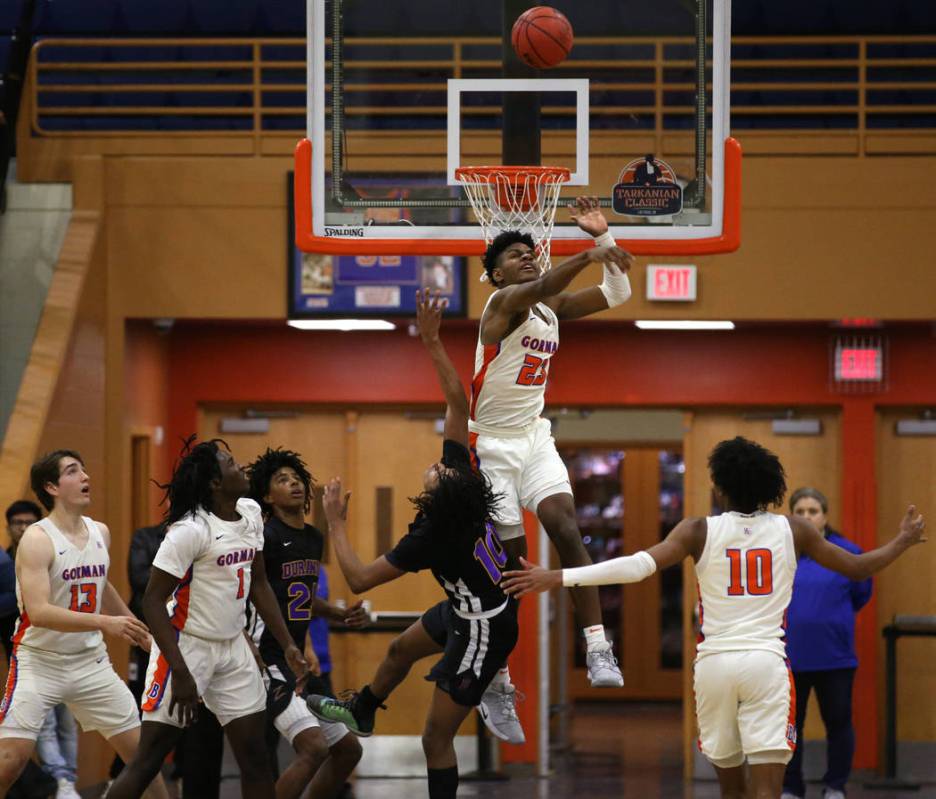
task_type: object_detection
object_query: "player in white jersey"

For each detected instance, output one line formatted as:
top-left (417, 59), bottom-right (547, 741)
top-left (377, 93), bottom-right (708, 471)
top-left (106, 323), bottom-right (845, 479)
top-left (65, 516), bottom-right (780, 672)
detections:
top-left (0, 450), bottom-right (168, 798)
top-left (501, 436), bottom-right (926, 799)
top-left (108, 438), bottom-right (308, 799)
top-left (472, 197), bottom-right (633, 736)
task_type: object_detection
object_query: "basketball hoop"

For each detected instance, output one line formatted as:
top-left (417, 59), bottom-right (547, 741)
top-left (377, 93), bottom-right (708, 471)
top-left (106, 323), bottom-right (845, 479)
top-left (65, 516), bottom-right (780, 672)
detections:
top-left (455, 165), bottom-right (571, 275)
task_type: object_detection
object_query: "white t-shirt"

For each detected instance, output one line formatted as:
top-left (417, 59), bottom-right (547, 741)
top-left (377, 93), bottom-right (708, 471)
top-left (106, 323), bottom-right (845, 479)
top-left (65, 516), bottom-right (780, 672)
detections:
top-left (695, 511), bottom-right (798, 660)
top-left (14, 516), bottom-right (108, 655)
top-left (471, 296), bottom-right (559, 430)
top-left (153, 498), bottom-right (264, 641)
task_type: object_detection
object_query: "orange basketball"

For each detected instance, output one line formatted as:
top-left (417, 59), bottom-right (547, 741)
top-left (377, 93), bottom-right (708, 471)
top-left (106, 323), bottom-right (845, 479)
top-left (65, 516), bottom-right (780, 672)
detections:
top-left (511, 6), bottom-right (574, 70)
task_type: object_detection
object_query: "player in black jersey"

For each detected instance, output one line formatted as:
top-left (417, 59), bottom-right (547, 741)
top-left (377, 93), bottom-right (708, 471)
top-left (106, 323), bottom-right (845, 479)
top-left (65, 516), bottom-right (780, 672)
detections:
top-left (307, 291), bottom-right (519, 799)
top-left (247, 448), bottom-right (367, 799)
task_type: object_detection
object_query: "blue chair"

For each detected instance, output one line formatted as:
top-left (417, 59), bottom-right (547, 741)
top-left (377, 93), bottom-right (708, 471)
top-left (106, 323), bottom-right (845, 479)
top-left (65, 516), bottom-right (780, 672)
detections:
top-left (0, 0), bottom-right (25, 33)
top-left (257, 0), bottom-right (304, 34)
top-left (189, 0), bottom-right (260, 34)
top-left (33, 0), bottom-right (120, 34)
top-left (117, 0), bottom-right (190, 34)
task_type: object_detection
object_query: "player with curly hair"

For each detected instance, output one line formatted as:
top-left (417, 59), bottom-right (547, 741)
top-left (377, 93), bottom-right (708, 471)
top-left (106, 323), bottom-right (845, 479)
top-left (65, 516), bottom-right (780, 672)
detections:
top-left (500, 435), bottom-right (927, 799)
top-left (246, 447), bottom-right (365, 799)
top-left (108, 438), bottom-right (307, 799)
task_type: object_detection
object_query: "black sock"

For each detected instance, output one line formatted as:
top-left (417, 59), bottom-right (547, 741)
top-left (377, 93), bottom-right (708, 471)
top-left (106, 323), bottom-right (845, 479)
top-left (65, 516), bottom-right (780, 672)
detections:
top-left (427, 766), bottom-right (458, 799)
top-left (357, 684), bottom-right (385, 714)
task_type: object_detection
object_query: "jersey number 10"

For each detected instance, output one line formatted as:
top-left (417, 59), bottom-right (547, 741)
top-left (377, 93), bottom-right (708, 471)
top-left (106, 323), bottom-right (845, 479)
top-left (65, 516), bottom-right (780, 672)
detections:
top-left (725, 548), bottom-right (773, 596)
top-left (474, 525), bottom-right (509, 584)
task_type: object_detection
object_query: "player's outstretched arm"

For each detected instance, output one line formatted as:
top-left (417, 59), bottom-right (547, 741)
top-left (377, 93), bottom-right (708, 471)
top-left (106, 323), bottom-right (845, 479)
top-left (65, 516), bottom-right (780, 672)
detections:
top-left (416, 288), bottom-right (468, 447)
top-left (501, 517), bottom-right (704, 596)
top-left (248, 551), bottom-right (309, 691)
top-left (484, 239), bottom-right (631, 329)
top-left (791, 505), bottom-right (926, 581)
top-left (312, 595), bottom-right (369, 628)
top-left (323, 478), bottom-right (405, 594)
top-left (17, 525), bottom-right (149, 645)
top-left (546, 196), bottom-right (634, 321)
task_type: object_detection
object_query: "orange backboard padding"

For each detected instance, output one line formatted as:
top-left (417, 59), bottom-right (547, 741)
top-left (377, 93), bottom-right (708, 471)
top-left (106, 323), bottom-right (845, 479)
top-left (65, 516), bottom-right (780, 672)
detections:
top-left (294, 136), bottom-right (741, 256)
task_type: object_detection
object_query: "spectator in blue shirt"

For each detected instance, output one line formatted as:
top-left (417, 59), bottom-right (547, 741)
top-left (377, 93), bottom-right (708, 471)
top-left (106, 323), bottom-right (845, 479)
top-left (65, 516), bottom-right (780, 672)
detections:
top-left (306, 566), bottom-right (334, 697)
top-left (782, 487), bottom-right (873, 799)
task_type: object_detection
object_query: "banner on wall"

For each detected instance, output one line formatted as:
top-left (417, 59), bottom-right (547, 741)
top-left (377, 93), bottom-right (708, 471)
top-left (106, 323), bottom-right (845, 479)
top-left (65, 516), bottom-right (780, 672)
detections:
top-left (287, 175), bottom-right (467, 318)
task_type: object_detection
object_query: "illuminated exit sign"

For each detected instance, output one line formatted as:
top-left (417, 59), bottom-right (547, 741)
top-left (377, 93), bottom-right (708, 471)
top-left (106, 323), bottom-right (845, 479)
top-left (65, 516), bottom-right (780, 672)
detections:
top-left (835, 348), bottom-right (882, 381)
top-left (646, 265), bottom-right (697, 301)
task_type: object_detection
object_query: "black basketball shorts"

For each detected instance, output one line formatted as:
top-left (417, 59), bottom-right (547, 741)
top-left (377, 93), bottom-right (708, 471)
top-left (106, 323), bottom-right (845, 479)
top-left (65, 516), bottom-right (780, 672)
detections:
top-left (420, 598), bottom-right (519, 707)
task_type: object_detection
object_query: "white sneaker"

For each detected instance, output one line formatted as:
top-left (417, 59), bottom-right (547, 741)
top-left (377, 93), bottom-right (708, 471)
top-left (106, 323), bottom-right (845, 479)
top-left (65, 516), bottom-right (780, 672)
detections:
top-left (477, 683), bottom-right (525, 745)
top-left (823, 790), bottom-right (846, 799)
top-left (56, 778), bottom-right (81, 799)
top-left (586, 643), bottom-right (624, 687)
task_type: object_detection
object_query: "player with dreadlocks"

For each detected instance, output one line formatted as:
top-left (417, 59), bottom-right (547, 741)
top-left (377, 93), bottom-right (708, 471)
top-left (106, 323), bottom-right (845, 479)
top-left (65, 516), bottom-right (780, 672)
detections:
top-left (108, 438), bottom-right (308, 799)
top-left (307, 291), bottom-right (519, 799)
top-left (246, 447), bottom-right (366, 799)
top-left (501, 436), bottom-right (927, 799)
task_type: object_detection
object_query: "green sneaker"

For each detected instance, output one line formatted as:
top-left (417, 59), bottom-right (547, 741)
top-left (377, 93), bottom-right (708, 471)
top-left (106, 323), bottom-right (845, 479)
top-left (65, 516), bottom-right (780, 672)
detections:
top-left (306, 692), bottom-right (378, 737)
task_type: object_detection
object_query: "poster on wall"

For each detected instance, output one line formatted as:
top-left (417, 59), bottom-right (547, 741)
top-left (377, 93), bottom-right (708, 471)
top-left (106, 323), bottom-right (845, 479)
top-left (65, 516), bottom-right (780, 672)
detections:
top-left (288, 175), bottom-right (466, 318)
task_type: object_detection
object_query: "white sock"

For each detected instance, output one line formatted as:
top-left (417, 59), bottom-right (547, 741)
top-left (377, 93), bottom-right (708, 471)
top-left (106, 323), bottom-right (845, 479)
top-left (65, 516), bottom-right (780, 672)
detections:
top-left (489, 666), bottom-right (511, 689)
top-left (584, 625), bottom-right (608, 651)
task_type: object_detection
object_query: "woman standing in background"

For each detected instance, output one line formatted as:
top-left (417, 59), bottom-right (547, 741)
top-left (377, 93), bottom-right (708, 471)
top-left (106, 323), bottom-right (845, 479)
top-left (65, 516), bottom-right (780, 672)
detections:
top-left (782, 487), bottom-right (872, 799)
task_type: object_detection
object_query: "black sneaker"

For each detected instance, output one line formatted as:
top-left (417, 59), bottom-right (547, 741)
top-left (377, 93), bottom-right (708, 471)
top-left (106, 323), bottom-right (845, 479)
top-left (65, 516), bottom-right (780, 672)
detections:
top-left (306, 691), bottom-right (381, 737)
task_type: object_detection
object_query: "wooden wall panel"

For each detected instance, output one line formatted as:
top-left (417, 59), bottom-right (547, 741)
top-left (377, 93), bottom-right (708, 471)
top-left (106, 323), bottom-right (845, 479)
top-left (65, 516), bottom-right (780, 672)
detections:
top-left (875, 410), bottom-right (936, 741)
top-left (92, 154), bottom-right (936, 322)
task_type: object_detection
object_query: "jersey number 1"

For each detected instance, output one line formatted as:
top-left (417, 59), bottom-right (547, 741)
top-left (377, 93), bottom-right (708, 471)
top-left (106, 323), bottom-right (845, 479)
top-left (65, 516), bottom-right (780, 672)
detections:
top-left (726, 548), bottom-right (773, 596)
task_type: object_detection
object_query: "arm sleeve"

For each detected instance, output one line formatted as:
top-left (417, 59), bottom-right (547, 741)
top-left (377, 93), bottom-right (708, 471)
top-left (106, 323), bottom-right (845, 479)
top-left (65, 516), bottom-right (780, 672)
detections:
top-left (562, 551), bottom-right (657, 587)
top-left (385, 527), bottom-right (433, 573)
top-left (0, 553), bottom-right (17, 617)
top-left (152, 518), bottom-right (207, 579)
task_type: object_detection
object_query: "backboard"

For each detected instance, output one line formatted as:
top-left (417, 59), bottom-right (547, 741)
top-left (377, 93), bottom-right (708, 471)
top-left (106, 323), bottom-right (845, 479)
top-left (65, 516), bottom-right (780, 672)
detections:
top-left (295, 0), bottom-right (740, 257)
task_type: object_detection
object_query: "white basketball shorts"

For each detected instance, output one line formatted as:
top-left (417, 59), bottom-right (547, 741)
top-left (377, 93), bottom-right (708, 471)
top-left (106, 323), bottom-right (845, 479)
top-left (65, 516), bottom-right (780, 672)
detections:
top-left (0, 645), bottom-right (139, 741)
top-left (142, 631), bottom-right (265, 728)
top-left (694, 649), bottom-right (796, 768)
top-left (469, 417), bottom-right (572, 540)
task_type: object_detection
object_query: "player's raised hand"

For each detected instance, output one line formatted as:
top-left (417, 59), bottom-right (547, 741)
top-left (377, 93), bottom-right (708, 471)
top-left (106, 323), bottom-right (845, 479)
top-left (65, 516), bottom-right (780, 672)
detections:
top-left (589, 245), bottom-right (633, 273)
top-left (568, 195), bottom-right (608, 237)
top-left (323, 477), bottom-right (351, 524)
top-left (415, 288), bottom-right (448, 343)
top-left (500, 557), bottom-right (563, 597)
top-left (898, 504), bottom-right (927, 547)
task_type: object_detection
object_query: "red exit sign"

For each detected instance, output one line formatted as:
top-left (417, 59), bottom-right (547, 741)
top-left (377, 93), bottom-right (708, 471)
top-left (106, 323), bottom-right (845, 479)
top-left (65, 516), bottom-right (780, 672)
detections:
top-left (646, 265), bottom-right (697, 301)
top-left (835, 347), bottom-right (883, 381)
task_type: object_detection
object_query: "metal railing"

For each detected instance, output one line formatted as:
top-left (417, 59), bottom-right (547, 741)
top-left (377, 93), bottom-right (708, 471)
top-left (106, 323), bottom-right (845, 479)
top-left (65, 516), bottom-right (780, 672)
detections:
top-left (26, 35), bottom-right (936, 156)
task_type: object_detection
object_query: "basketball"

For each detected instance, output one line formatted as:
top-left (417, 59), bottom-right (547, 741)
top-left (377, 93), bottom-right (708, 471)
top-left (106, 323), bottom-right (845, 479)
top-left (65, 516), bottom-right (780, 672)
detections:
top-left (511, 6), bottom-right (574, 69)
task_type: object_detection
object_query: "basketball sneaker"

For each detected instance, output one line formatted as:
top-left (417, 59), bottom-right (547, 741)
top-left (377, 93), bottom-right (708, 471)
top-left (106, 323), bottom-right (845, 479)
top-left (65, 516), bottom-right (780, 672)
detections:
top-left (586, 642), bottom-right (624, 687)
top-left (307, 688), bottom-right (385, 737)
top-left (478, 683), bottom-right (525, 745)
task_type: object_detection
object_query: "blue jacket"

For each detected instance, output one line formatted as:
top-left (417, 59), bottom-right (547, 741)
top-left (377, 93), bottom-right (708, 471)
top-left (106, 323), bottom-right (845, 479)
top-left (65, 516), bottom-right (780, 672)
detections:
top-left (785, 529), bottom-right (872, 672)
top-left (308, 566), bottom-right (332, 674)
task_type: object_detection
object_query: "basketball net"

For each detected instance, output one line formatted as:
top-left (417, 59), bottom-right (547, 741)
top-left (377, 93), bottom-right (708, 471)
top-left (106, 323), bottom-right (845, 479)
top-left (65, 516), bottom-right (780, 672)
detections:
top-left (455, 166), bottom-right (571, 276)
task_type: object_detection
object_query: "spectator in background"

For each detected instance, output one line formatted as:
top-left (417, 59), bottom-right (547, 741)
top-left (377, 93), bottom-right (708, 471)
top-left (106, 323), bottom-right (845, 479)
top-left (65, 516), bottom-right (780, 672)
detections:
top-left (1, 501), bottom-right (40, 656)
top-left (782, 487), bottom-right (873, 799)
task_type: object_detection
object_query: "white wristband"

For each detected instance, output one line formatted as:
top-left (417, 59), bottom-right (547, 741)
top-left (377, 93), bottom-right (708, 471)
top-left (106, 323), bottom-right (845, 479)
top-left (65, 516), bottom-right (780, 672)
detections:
top-left (562, 551), bottom-right (657, 587)
top-left (594, 232), bottom-right (616, 248)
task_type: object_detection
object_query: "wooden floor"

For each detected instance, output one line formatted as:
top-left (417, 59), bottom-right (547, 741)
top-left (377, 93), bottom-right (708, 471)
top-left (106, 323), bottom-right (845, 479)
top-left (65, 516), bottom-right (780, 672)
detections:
top-left (135, 702), bottom-right (935, 799)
